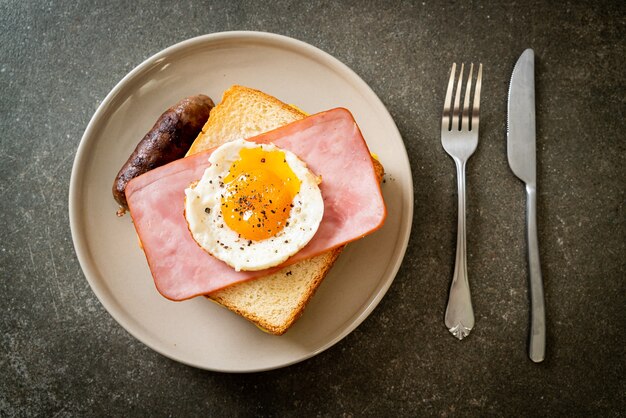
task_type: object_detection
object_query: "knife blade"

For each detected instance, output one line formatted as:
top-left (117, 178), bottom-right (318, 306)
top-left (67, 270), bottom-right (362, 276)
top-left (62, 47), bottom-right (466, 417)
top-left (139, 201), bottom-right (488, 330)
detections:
top-left (507, 49), bottom-right (546, 363)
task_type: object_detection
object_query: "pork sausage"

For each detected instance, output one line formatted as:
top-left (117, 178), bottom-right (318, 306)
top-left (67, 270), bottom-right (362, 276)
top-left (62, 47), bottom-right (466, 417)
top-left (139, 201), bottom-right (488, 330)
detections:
top-left (113, 94), bottom-right (214, 213)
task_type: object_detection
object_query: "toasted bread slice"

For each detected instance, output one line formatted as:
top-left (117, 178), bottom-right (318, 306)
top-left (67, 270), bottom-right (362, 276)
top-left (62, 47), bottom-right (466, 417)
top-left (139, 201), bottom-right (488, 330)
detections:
top-left (189, 85), bottom-right (383, 335)
top-left (186, 86), bottom-right (305, 155)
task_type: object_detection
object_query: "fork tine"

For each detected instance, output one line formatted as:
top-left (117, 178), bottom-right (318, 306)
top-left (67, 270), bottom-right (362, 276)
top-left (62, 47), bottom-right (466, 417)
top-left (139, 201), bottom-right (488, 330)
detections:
top-left (471, 63), bottom-right (483, 131)
top-left (461, 63), bottom-right (474, 131)
top-left (452, 63), bottom-right (464, 131)
top-left (442, 63), bottom-right (456, 131)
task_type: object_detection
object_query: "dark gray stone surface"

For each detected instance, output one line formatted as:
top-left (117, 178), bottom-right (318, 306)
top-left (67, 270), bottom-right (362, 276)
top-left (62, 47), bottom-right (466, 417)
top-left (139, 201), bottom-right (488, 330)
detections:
top-left (1, 0), bottom-right (624, 416)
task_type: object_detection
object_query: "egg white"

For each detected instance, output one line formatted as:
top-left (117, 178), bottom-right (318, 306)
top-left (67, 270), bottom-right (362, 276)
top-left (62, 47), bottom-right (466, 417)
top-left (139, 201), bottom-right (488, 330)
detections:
top-left (184, 139), bottom-right (324, 271)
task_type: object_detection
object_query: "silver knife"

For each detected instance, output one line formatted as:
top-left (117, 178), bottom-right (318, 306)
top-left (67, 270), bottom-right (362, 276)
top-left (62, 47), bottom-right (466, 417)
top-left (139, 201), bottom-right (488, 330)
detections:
top-left (507, 49), bottom-right (546, 363)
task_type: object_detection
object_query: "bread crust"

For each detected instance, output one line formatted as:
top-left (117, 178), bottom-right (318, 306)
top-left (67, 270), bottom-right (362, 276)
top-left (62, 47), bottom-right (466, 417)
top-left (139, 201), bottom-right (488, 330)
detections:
top-left (209, 247), bottom-right (343, 335)
top-left (187, 86), bottom-right (304, 155)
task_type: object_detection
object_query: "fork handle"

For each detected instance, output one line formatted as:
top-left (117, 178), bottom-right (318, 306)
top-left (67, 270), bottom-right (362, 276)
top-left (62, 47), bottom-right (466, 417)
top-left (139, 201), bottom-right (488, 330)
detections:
top-left (526, 184), bottom-right (546, 362)
top-left (445, 159), bottom-right (475, 340)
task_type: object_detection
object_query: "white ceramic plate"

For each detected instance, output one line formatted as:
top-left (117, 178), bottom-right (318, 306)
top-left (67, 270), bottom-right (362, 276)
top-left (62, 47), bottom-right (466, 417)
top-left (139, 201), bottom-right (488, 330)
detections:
top-left (69, 31), bottom-right (413, 372)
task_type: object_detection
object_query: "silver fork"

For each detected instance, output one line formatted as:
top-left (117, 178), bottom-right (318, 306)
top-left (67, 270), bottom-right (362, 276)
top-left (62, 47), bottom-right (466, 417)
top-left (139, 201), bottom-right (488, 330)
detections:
top-left (441, 62), bottom-right (483, 340)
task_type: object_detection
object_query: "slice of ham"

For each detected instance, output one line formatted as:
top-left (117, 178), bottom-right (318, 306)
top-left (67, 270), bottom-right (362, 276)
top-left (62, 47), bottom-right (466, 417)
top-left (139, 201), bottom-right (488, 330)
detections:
top-left (126, 108), bottom-right (386, 301)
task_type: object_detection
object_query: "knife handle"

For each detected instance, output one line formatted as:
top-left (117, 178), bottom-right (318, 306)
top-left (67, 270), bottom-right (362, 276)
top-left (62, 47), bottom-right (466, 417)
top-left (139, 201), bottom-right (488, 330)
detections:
top-left (526, 184), bottom-right (546, 362)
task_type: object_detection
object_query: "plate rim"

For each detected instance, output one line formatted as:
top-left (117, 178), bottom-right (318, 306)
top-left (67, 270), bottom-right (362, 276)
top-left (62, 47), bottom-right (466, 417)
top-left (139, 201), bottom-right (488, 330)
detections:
top-left (69, 31), bottom-right (413, 373)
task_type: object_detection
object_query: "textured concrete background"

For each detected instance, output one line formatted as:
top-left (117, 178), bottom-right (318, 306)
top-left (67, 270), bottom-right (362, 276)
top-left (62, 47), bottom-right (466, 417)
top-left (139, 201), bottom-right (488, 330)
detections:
top-left (1, 0), bottom-right (624, 416)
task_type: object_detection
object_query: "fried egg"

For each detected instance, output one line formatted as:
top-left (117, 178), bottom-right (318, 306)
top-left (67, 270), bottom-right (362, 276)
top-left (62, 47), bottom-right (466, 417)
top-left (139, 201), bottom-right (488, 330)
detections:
top-left (184, 139), bottom-right (324, 271)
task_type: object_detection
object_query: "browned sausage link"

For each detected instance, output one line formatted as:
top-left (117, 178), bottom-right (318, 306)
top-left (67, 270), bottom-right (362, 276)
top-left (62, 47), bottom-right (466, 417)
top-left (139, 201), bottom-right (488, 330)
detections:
top-left (113, 94), bottom-right (214, 212)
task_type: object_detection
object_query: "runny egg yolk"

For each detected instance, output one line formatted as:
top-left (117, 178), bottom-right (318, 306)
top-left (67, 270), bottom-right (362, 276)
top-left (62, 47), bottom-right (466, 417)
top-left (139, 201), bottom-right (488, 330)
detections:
top-left (221, 146), bottom-right (301, 241)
